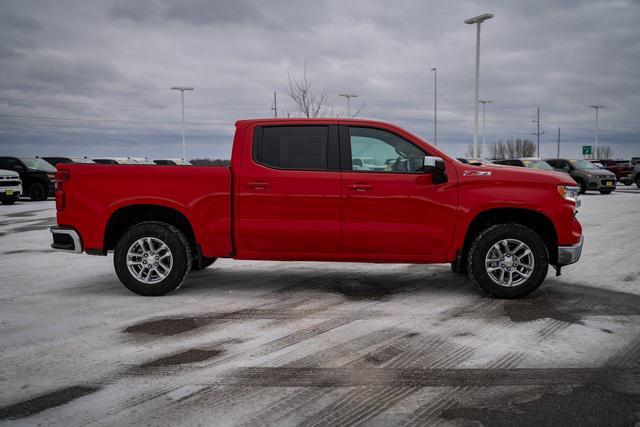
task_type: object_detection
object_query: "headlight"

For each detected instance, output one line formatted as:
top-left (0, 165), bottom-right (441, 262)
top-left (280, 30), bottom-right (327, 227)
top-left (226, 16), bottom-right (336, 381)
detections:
top-left (557, 185), bottom-right (581, 208)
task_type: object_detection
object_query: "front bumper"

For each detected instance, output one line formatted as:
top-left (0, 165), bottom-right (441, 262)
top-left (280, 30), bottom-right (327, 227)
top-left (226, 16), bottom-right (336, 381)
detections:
top-left (1, 186), bottom-right (21, 197)
top-left (50, 226), bottom-right (83, 253)
top-left (557, 235), bottom-right (583, 266)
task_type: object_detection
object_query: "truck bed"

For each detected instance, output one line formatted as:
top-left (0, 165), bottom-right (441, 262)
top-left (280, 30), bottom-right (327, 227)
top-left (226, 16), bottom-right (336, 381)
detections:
top-left (56, 164), bottom-right (233, 257)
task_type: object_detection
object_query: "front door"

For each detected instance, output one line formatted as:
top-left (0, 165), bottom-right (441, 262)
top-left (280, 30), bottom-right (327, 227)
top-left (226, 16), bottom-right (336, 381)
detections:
top-left (236, 124), bottom-right (342, 255)
top-left (340, 126), bottom-right (457, 256)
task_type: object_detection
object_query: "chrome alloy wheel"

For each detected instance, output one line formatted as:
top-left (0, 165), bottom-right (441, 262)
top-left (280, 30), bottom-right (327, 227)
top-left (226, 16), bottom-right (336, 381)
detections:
top-left (484, 238), bottom-right (535, 287)
top-left (126, 237), bottom-right (173, 284)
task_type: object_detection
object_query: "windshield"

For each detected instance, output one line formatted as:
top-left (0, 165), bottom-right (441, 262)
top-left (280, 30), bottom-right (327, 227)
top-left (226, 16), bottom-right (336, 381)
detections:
top-left (20, 158), bottom-right (56, 172)
top-left (173, 159), bottom-right (192, 165)
top-left (570, 159), bottom-right (599, 170)
top-left (522, 160), bottom-right (554, 170)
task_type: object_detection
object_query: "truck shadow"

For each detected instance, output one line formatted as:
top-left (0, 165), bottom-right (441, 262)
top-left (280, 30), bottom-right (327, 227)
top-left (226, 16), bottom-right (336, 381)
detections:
top-left (181, 263), bottom-right (470, 300)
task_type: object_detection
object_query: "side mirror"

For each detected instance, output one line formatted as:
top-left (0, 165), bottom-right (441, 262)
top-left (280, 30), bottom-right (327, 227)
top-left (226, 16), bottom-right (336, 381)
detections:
top-left (423, 156), bottom-right (446, 173)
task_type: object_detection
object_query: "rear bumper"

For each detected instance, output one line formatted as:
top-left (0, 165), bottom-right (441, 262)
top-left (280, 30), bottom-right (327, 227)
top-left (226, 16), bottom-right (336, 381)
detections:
top-left (50, 226), bottom-right (83, 253)
top-left (557, 235), bottom-right (583, 266)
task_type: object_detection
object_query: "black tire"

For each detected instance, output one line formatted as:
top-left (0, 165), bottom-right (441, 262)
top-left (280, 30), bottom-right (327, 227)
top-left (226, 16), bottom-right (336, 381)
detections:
top-left (636, 177), bottom-right (640, 189)
top-left (28, 182), bottom-right (47, 201)
top-left (576, 179), bottom-right (587, 194)
top-left (0, 196), bottom-right (18, 205)
top-left (599, 189), bottom-right (613, 195)
top-left (467, 223), bottom-right (548, 299)
top-left (192, 257), bottom-right (217, 271)
top-left (114, 221), bottom-right (192, 296)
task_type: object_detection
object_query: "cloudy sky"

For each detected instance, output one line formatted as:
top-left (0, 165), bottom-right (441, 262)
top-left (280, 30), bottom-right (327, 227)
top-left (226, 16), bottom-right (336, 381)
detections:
top-left (1, 0), bottom-right (639, 160)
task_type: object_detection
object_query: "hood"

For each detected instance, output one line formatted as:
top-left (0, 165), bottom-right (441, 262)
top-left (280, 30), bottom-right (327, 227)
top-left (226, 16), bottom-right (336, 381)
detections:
top-left (0, 169), bottom-right (20, 178)
top-left (460, 163), bottom-right (576, 186)
top-left (584, 169), bottom-right (616, 178)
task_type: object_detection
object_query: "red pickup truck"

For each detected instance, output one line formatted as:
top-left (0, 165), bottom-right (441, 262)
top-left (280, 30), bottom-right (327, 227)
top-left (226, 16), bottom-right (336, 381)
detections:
top-left (593, 159), bottom-right (633, 185)
top-left (50, 119), bottom-right (583, 298)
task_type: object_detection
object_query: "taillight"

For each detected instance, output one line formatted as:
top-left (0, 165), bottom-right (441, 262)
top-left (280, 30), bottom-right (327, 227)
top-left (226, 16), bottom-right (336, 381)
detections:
top-left (55, 170), bottom-right (70, 211)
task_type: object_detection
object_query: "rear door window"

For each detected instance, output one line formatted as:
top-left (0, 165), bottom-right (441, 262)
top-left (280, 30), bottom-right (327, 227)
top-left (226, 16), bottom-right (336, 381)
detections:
top-left (254, 126), bottom-right (331, 170)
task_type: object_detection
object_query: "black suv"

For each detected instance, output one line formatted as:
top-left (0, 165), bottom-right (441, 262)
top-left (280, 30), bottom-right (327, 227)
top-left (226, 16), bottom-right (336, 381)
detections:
top-left (0, 157), bottom-right (56, 201)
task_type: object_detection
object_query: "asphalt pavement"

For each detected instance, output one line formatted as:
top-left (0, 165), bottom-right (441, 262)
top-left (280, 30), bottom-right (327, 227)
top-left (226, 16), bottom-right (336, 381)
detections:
top-left (0, 190), bottom-right (639, 426)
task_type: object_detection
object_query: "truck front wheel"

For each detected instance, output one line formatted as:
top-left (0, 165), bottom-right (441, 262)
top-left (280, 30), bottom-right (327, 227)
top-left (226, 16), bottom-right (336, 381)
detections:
top-left (467, 223), bottom-right (548, 299)
top-left (114, 221), bottom-right (192, 296)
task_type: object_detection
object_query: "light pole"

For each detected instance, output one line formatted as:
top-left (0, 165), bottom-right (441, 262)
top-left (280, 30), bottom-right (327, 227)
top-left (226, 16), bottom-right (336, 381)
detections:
top-left (479, 99), bottom-right (492, 156)
top-left (339, 94), bottom-right (358, 118)
top-left (589, 105), bottom-right (604, 159)
top-left (431, 67), bottom-right (438, 146)
top-left (465, 13), bottom-right (494, 158)
top-left (171, 86), bottom-right (194, 161)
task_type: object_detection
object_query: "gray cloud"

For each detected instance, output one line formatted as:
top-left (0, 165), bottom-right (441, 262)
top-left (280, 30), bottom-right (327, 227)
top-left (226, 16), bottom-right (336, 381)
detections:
top-left (0, 0), bottom-right (639, 160)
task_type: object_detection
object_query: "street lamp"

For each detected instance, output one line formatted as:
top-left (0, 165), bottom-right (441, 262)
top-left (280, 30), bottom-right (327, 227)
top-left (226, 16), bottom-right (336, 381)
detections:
top-left (479, 99), bottom-right (492, 156)
top-left (339, 94), bottom-right (358, 118)
top-left (465, 13), bottom-right (494, 158)
top-left (589, 105), bottom-right (604, 159)
top-left (171, 86), bottom-right (194, 161)
top-left (431, 67), bottom-right (438, 146)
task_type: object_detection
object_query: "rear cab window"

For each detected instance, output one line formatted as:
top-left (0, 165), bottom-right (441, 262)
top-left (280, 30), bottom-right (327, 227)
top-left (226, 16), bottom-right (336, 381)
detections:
top-left (252, 125), bottom-right (338, 171)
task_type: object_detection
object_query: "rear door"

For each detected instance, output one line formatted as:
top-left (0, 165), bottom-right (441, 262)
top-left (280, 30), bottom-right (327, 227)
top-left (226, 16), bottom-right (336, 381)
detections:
top-left (339, 125), bottom-right (457, 256)
top-left (236, 124), bottom-right (342, 255)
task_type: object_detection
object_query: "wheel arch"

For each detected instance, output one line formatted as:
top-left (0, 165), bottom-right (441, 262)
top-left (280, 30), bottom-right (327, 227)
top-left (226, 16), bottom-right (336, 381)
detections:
top-left (461, 208), bottom-right (559, 267)
top-left (104, 204), bottom-right (197, 256)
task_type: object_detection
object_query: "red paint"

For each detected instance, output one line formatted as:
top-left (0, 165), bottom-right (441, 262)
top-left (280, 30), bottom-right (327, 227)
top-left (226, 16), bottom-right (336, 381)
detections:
top-left (56, 118), bottom-right (582, 265)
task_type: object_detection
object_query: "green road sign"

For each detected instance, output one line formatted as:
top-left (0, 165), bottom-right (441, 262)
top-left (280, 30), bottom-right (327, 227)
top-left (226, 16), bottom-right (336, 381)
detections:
top-left (582, 145), bottom-right (592, 156)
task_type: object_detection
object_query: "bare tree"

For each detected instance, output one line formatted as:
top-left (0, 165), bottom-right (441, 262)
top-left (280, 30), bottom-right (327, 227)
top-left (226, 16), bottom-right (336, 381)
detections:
top-left (511, 138), bottom-right (536, 157)
top-left (490, 138), bottom-right (536, 159)
top-left (464, 143), bottom-right (484, 158)
top-left (491, 139), bottom-right (536, 159)
top-left (596, 145), bottom-right (613, 159)
top-left (488, 140), bottom-right (506, 159)
top-left (287, 63), bottom-right (329, 118)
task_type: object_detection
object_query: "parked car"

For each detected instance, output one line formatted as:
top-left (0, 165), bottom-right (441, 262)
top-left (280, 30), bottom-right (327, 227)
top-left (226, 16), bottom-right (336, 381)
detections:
top-left (153, 159), bottom-right (193, 166)
top-left (128, 157), bottom-right (155, 165)
top-left (544, 158), bottom-right (616, 194)
top-left (42, 157), bottom-right (94, 167)
top-left (0, 169), bottom-right (22, 205)
top-left (457, 158), bottom-right (489, 166)
top-left (92, 157), bottom-right (140, 165)
top-left (50, 118), bottom-right (583, 299)
top-left (591, 159), bottom-right (634, 185)
top-left (492, 158), bottom-right (557, 171)
top-left (0, 157), bottom-right (55, 200)
top-left (631, 163), bottom-right (640, 188)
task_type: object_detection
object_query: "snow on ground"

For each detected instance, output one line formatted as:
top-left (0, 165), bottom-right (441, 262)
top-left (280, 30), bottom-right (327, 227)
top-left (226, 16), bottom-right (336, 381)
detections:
top-left (0, 190), bottom-right (639, 426)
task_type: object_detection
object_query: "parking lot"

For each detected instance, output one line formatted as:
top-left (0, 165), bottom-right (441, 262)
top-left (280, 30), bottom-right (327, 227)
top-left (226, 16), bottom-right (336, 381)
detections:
top-left (1, 188), bottom-right (639, 426)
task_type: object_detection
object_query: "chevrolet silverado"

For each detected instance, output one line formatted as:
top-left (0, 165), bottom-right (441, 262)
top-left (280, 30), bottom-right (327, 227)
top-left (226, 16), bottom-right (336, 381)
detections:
top-left (50, 119), bottom-right (583, 298)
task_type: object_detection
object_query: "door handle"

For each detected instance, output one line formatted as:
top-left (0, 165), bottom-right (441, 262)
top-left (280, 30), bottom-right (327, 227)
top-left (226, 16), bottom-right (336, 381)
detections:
top-left (246, 181), bottom-right (270, 189)
top-left (348, 183), bottom-right (373, 191)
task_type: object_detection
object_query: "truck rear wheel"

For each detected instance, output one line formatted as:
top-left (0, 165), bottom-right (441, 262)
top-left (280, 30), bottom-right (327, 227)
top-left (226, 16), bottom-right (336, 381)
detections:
top-left (114, 221), bottom-right (192, 296)
top-left (467, 223), bottom-right (548, 299)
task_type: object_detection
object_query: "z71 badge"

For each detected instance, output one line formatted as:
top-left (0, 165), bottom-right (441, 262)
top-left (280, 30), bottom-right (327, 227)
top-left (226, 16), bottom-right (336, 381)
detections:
top-left (464, 170), bottom-right (492, 176)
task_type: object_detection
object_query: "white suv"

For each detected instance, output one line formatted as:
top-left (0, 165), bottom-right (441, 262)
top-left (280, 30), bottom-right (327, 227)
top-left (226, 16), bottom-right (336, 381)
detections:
top-left (0, 169), bottom-right (22, 205)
